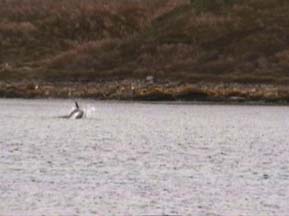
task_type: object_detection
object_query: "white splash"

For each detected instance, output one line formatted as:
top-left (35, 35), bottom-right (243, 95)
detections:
top-left (83, 105), bottom-right (96, 118)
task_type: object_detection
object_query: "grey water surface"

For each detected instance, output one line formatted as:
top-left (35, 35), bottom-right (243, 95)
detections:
top-left (0, 99), bottom-right (289, 216)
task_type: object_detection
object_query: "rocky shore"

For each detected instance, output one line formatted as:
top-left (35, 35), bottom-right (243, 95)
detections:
top-left (2, 0), bottom-right (289, 101)
top-left (1, 80), bottom-right (289, 104)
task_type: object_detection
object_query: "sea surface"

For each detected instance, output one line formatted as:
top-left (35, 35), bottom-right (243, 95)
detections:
top-left (0, 99), bottom-right (289, 216)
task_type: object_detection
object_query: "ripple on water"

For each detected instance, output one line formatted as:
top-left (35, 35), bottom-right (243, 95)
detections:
top-left (0, 99), bottom-right (289, 215)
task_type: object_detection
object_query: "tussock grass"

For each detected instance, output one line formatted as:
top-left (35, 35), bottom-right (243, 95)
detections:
top-left (1, 0), bottom-right (289, 84)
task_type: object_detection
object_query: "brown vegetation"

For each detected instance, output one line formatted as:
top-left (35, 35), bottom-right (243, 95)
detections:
top-left (1, 80), bottom-right (289, 103)
top-left (1, 0), bottom-right (289, 98)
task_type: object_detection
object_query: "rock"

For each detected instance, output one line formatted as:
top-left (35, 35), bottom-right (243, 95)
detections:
top-left (1, 63), bottom-right (12, 71)
top-left (229, 96), bottom-right (246, 102)
top-left (146, 75), bottom-right (154, 84)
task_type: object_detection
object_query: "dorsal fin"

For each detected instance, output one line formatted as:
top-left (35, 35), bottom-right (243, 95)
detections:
top-left (75, 101), bottom-right (79, 109)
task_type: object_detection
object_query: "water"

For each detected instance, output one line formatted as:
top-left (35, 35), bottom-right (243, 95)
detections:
top-left (0, 99), bottom-right (289, 216)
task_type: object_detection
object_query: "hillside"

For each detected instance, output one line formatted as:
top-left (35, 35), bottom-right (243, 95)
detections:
top-left (1, 0), bottom-right (289, 101)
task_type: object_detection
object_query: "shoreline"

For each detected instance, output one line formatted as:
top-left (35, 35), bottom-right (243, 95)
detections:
top-left (1, 80), bottom-right (289, 105)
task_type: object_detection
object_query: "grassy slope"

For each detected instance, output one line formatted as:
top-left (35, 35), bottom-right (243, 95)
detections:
top-left (1, 0), bottom-right (289, 84)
